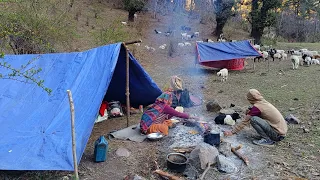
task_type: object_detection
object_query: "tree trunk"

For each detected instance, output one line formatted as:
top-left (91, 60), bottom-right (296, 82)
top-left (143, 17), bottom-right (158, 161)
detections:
top-left (250, 0), bottom-right (265, 45)
top-left (215, 17), bottom-right (225, 37)
top-left (128, 11), bottom-right (135, 22)
top-left (153, 0), bottom-right (158, 19)
top-left (251, 27), bottom-right (262, 45)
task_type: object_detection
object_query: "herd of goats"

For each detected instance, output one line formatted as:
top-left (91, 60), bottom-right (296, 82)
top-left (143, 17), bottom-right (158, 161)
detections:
top-left (251, 44), bottom-right (320, 70)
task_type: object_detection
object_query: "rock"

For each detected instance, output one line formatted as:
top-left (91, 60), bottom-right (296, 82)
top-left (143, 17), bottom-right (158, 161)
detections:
top-left (206, 100), bottom-right (222, 112)
top-left (189, 142), bottom-right (219, 170)
top-left (218, 142), bottom-right (232, 157)
top-left (124, 174), bottom-right (146, 180)
top-left (62, 176), bottom-right (69, 180)
top-left (285, 114), bottom-right (301, 124)
top-left (217, 155), bottom-right (237, 173)
top-left (220, 108), bottom-right (235, 115)
top-left (289, 108), bottom-right (295, 111)
top-left (116, 148), bottom-right (131, 157)
top-left (303, 128), bottom-right (310, 133)
top-left (182, 166), bottom-right (198, 179)
top-left (218, 90), bottom-right (224, 93)
top-left (231, 106), bottom-right (244, 113)
top-left (293, 98), bottom-right (299, 101)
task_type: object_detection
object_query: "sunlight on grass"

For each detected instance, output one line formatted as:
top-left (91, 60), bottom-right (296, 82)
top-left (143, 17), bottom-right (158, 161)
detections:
top-left (276, 42), bottom-right (320, 50)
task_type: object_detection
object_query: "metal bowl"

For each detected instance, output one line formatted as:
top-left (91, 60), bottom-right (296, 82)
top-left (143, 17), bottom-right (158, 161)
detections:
top-left (147, 132), bottom-right (164, 141)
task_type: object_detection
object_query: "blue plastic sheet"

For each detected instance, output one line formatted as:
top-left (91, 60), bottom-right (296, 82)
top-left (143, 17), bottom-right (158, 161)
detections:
top-left (0, 43), bottom-right (161, 170)
top-left (196, 40), bottom-right (260, 62)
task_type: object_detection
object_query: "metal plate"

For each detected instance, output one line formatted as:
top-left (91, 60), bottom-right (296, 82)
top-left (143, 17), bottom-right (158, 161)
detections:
top-left (147, 132), bottom-right (164, 140)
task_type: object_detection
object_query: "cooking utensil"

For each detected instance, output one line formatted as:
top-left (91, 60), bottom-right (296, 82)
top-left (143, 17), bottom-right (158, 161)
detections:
top-left (147, 132), bottom-right (164, 141)
top-left (166, 153), bottom-right (188, 173)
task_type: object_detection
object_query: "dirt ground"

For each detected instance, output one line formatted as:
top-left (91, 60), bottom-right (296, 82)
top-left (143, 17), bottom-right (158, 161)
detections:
top-left (1, 0), bottom-right (320, 180)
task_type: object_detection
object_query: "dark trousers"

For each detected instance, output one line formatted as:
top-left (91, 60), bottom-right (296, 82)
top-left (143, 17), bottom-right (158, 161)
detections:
top-left (250, 116), bottom-right (284, 141)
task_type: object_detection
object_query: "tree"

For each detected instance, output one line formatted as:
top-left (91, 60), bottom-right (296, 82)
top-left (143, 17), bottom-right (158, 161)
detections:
top-left (123, 0), bottom-right (147, 22)
top-left (249, 0), bottom-right (282, 44)
top-left (214, 0), bottom-right (236, 37)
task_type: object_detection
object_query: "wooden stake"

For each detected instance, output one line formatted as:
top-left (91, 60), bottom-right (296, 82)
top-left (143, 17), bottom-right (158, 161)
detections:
top-left (67, 90), bottom-right (79, 180)
top-left (122, 40), bottom-right (142, 127)
top-left (124, 44), bottom-right (130, 127)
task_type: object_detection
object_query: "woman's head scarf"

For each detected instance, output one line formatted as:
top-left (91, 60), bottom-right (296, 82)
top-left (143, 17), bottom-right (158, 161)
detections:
top-left (170, 76), bottom-right (183, 91)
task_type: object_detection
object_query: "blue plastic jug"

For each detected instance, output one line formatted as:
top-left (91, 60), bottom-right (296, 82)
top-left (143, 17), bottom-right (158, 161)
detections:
top-left (94, 135), bottom-right (108, 162)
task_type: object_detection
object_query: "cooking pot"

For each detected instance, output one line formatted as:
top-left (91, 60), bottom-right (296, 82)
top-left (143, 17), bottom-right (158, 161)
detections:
top-left (166, 153), bottom-right (188, 173)
top-left (204, 131), bottom-right (220, 147)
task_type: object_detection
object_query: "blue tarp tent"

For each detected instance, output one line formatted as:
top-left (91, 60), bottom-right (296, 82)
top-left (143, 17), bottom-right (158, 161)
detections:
top-left (0, 43), bottom-right (162, 170)
top-left (196, 40), bottom-right (261, 70)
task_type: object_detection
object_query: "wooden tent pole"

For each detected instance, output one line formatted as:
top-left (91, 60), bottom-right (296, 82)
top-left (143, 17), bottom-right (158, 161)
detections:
top-left (123, 40), bottom-right (142, 127)
top-left (123, 43), bottom-right (130, 127)
top-left (67, 90), bottom-right (79, 180)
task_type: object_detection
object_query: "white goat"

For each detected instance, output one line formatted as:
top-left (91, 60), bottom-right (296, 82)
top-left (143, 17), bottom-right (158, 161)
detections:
top-left (300, 49), bottom-right (308, 52)
top-left (194, 32), bottom-right (200, 37)
top-left (311, 59), bottom-right (320, 65)
top-left (178, 43), bottom-right (185, 47)
top-left (281, 53), bottom-right (288, 60)
top-left (274, 53), bottom-right (282, 60)
top-left (305, 56), bottom-right (312, 66)
top-left (277, 50), bottom-right (285, 54)
top-left (217, 68), bottom-right (228, 82)
top-left (181, 33), bottom-right (187, 40)
top-left (253, 44), bottom-right (261, 51)
top-left (184, 42), bottom-right (191, 46)
top-left (159, 44), bottom-right (166, 49)
top-left (291, 55), bottom-right (300, 70)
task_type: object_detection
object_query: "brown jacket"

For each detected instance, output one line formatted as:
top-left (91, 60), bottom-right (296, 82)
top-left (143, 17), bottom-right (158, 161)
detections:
top-left (232, 89), bottom-right (288, 136)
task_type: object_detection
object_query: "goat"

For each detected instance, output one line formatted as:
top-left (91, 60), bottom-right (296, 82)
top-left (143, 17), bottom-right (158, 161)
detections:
top-left (291, 55), bottom-right (300, 70)
top-left (311, 59), bottom-right (320, 65)
top-left (217, 68), bottom-right (228, 82)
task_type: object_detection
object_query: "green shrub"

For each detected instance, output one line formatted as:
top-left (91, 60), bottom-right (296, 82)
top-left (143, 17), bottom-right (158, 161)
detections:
top-left (0, 0), bottom-right (75, 54)
top-left (94, 19), bottom-right (130, 45)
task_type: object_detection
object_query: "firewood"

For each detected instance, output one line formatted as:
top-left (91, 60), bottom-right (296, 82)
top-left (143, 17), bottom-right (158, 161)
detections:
top-left (154, 169), bottom-right (184, 180)
top-left (231, 146), bottom-right (249, 165)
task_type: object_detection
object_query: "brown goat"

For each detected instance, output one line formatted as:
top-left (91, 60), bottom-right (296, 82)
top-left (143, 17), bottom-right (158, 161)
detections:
top-left (313, 54), bottom-right (320, 59)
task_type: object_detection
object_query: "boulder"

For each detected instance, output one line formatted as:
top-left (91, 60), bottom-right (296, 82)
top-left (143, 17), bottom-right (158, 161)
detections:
top-left (217, 155), bottom-right (237, 173)
top-left (206, 100), bottom-right (222, 112)
top-left (189, 142), bottom-right (219, 170)
top-left (219, 108), bottom-right (235, 115)
top-left (218, 142), bottom-right (232, 157)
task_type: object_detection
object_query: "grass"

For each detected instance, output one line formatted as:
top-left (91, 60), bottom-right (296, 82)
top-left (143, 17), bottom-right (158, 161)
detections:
top-left (276, 42), bottom-right (320, 51)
